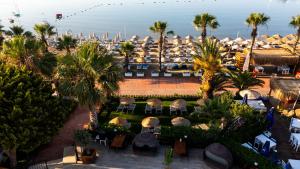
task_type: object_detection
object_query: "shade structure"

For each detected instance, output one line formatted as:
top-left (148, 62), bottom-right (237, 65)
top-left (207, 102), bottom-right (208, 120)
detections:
top-left (141, 117), bottom-right (160, 128)
top-left (171, 117), bottom-right (191, 126)
top-left (171, 99), bottom-right (187, 109)
top-left (239, 90), bottom-right (261, 100)
top-left (146, 98), bottom-right (162, 107)
top-left (120, 97), bottom-right (135, 105)
top-left (109, 117), bottom-right (131, 128)
top-left (133, 132), bottom-right (159, 148)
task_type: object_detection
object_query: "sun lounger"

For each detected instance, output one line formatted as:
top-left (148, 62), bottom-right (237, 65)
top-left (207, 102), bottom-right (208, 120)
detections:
top-left (194, 72), bottom-right (202, 77)
top-left (125, 72), bottom-right (133, 77)
top-left (164, 72), bottom-right (172, 77)
top-left (137, 72), bottom-right (145, 77)
top-left (127, 104), bottom-right (136, 113)
top-left (151, 72), bottom-right (159, 77)
top-left (182, 72), bottom-right (191, 77)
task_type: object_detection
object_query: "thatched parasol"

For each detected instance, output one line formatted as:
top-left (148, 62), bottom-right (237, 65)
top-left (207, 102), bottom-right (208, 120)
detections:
top-left (141, 117), bottom-right (160, 128)
top-left (270, 78), bottom-right (300, 101)
top-left (109, 117), bottom-right (131, 128)
top-left (133, 132), bottom-right (159, 148)
top-left (196, 99), bottom-right (206, 106)
top-left (239, 89), bottom-right (261, 99)
top-left (252, 49), bottom-right (299, 66)
top-left (171, 99), bottom-right (187, 109)
top-left (171, 117), bottom-right (191, 126)
top-left (146, 98), bottom-right (162, 107)
top-left (120, 97), bottom-right (135, 105)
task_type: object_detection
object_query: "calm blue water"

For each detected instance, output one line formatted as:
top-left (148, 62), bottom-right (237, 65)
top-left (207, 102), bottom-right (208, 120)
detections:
top-left (0, 0), bottom-right (299, 39)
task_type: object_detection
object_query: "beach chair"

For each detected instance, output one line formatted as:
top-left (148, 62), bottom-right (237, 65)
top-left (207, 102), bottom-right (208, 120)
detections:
top-left (127, 104), bottom-right (136, 113)
top-left (137, 72), bottom-right (145, 77)
top-left (164, 72), bottom-right (172, 77)
top-left (145, 104), bottom-right (152, 114)
top-left (182, 72), bottom-right (191, 77)
top-left (116, 104), bottom-right (125, 112)
top-left (151, 72), bottom-right (159, 77)
top-left (124, 72), bottom-right (133, 77)
top-left (170, 106), bottom-right (177, 115)
top-left (156, 105), bottom-right (163, 114)
top-left (180, 106), bottom-right (187, 114)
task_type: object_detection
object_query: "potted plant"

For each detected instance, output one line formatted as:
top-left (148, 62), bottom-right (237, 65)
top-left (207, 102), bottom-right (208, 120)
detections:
top-left (74, 130), bottom-right (96, 164)
top-left (164, 148), bottom-right (173, 169)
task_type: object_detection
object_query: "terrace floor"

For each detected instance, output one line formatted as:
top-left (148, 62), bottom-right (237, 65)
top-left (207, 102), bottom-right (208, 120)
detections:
top-left (118, 77), bottom-right (271, 96)
top-left (59, 145), bottom-right (220, 169)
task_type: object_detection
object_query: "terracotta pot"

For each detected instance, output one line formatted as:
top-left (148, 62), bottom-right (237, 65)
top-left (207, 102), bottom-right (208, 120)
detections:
top-left (81, 148), bottom-right (96, 164)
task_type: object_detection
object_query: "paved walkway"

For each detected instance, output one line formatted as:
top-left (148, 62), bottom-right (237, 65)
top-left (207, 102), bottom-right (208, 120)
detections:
top-left (63, 145), bottom-right (217, 169)
top-left (34, 106), bottom-right (90, 162)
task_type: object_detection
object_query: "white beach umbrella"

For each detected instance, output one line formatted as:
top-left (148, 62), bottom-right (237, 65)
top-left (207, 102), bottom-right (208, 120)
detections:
top-left (234, 37), bottom-right (244, 43)
top-left (221, 37), bottom-right (232, 43)
top-left (262, 44), bottom-right (272, 49)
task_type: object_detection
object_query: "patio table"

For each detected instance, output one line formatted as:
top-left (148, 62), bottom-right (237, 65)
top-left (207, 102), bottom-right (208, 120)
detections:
top-left (290, 118), bottom-right (300, 131)
top-left (288, 159), bottom-right (300, 169)
top-left (174, 140), bottom-right (187, 156)
top-left (254, 134), bottom-right (276, 150)
top-left (110, 134), bottom-right (126, 148)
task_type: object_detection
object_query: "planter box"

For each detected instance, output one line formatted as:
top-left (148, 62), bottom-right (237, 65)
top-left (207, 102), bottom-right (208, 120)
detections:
top-left (81, 149), bottom-right (97, 164)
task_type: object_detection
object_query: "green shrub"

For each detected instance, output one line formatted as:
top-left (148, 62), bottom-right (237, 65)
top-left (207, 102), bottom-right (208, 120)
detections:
top-left (0, 63), bottom-right (77, 165)
top-left (221, 139), bottom-right (281, 169)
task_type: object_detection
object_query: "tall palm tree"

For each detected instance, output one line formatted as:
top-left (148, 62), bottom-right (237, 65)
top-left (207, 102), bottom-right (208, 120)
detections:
top-left (119, 41), bottom-right (135, 71)
top-left (57, 35), bottom-right (77, 54)
top-left (193, 13), bottom-right (219, 43)
top-left (149, 21), bottom-right (174, 72)
top-left (290, 15), bottom-right (300, 53)
top-left (229, 70), bottom-right (264, 93)
top-left (5, 25), bottom-right (33, 38)
top-left (58, 42), bottom-right (122, 127)
top-left (34, 22), bottom-right (56, 47)
top-left (246, 13), bottom-right (270, 63)
top-left (2, 36), bottom-right (56, 77)
top-left (193, 39), bottom-right (227, 99)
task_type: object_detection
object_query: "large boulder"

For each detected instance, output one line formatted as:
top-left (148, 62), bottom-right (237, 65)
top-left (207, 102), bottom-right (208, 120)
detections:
top-left (204, 143), bottom-right (233, 169)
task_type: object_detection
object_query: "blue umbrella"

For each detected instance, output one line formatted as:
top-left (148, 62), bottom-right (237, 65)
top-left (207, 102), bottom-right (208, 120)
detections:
top-left (242, 94), bottom-right (248, 104)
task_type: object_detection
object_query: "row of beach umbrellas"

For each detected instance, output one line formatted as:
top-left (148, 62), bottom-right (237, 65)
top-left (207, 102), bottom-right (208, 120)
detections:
top-left (109, 116), bottom-right (191, 128)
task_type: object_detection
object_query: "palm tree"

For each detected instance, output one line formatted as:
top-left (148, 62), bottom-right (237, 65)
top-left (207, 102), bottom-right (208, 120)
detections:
top-left (58, 42), bottom-right (122, 127)
top-left (149, 21), bottom-right (174, 72)
top-left (119, 41), bottom-right (135, 71)
top-left (246, 13), bottom-right (270, 63)
top-left (5, 25), bottom-right (33, 38)
top-left (193, 13), bottom-right (219, 43)
top-left (57, 35), bottom-right (77, 54)
top-left (229, 70), bottom-right (264, 93)
top-left (2, 36), bottom-right (57, 77)
top-left (34, 22), bottom-right (56, 47)
top-left (193, 39), bottom-right (227, 99)
top-left (0, 24), bottom-right (4, 49)
top-left (290, 15), bottom-right (300, 53)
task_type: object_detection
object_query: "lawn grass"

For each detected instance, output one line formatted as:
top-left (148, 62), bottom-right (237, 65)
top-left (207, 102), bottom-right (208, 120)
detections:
top-left (100, 100), bottom-right (198, 127)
